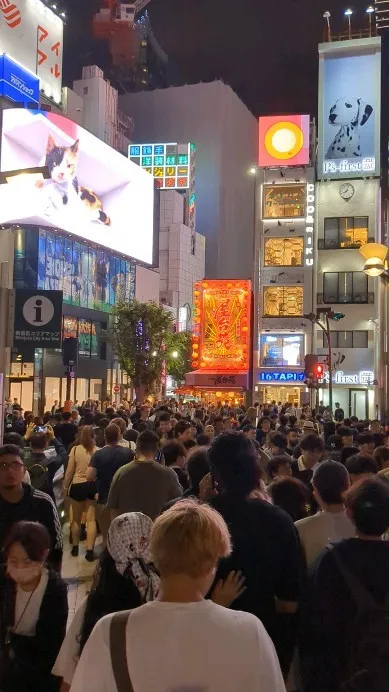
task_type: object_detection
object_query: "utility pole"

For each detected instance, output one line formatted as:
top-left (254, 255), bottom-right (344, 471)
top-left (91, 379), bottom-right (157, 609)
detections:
top-left (304, 310), bottom-right (344, 415)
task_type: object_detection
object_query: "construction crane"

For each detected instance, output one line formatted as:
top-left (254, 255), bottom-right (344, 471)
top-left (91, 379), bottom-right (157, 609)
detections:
top-left (93, 0), bottom-right (152, 69)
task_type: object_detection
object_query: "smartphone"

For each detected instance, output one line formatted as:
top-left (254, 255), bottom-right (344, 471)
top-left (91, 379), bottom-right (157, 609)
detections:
top-left (34, 426), bottom-right (45, 433)
top-left (156, 448), bottom-right (163, 464)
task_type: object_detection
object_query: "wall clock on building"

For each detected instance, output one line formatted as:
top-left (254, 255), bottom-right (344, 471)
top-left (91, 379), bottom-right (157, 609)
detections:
top-left (339, 183), bottom-right (355, 201)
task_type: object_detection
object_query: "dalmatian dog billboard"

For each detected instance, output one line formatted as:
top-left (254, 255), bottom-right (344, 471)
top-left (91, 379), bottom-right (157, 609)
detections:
top-left (319, 39), bottom-right (381, 179)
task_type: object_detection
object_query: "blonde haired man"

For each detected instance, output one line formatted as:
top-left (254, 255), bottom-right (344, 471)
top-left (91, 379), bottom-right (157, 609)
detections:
top-left (70, 500), bottom-right (286, 692)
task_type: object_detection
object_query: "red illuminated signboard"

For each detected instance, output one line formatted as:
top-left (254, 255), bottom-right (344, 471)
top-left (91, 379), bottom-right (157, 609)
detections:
top-left (192, 280), bottom-right (252, 371)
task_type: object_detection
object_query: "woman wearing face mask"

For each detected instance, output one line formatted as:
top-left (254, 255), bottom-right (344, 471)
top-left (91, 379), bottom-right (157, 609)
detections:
top-left (0, 521), bottom-right (68, 692)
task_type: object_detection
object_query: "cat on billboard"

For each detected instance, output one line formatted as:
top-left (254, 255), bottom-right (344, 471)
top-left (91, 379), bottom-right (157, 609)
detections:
top-left (0, 109), bottom-right (155, 265)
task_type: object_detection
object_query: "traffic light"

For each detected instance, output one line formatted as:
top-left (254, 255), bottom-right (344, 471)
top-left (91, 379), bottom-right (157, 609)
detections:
top-left (313, 362), bottom-right (324, 379)
top-left (304, 354), bottom-right (318, 379)
top-left (329, 311), bottom-right (345, 321)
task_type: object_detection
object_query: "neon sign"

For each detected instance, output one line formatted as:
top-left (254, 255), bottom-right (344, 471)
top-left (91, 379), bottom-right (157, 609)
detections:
top-left (305, 183), bottom-right (314, 267)
top-left (321, 370), bottom-right (374, 385)
top-left (259, 371), bottom-right (305, 382)
top-left (128, 142), bottom-right (194, 190)
top-left (192, 280), bottom-right (252, 372)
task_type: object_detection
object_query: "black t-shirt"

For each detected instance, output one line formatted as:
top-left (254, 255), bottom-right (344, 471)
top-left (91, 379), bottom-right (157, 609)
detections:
top-left (54, 422), bottom-right (77, 450)
top-left (209, 493), bottom-right (302, 663)
top-left (302, 538), bottom-right (389, 690)
top-left (90, 445), bottom-right (134, 503)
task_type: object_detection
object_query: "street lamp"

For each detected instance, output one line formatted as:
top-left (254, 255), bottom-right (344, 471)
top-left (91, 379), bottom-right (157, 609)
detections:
top-left (172, 351), bottom-right (178, 359)
top-left (248, 166), bottom-right (257, 175)
top-left (323, 11), bottom-right (332, 41)
top-left (344, 8), bottom-right (353, 38)
top-left (359, 242), bottom-right (388, 277)
top-left (366, 5), bottom-right (375, 35)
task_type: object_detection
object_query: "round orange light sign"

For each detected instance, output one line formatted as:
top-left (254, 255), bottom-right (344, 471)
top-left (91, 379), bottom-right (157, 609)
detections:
top-left (264, 121), bottom-right (304, 161)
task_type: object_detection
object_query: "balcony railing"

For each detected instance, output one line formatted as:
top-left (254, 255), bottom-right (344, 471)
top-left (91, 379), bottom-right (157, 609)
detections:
top-left (317, 293), bottom-right (374, 305)
top-left (318, 237), bottom-right (374, 250)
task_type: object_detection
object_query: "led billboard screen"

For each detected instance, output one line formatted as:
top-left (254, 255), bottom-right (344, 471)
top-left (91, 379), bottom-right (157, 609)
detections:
top-left (258, 115), bottom-right (310, 167)
top-left (128, 142), bottom-right (194, 189)
top-left (0, 109), bottom-right (156, 265)
top-left (318, 37), bottom-right (381, 179)
top-left (192, 280), bottom-right (252, 371)
top-left (0, 0), bottom-right (63, 102)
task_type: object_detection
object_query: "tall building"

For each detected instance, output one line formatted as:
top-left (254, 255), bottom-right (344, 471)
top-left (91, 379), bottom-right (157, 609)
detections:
top-left (254, 115), bottom-right (315, 407)
top-left (119, 81), bottom-right (258, 280)
top-left (375, 0), bottom-right (389, 32)
top-left (315, 35), bottom-right (381, 419)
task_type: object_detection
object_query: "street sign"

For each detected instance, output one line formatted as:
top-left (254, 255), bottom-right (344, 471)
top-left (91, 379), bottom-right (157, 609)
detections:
top-left (113, 384), bottom-right (120, 394)
top-left (14, 290), bottom-right (62, 349)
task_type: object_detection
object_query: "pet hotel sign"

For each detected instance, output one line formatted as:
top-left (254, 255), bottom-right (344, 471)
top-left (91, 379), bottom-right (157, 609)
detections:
top-left (318, 37), bottom-right (381, 180)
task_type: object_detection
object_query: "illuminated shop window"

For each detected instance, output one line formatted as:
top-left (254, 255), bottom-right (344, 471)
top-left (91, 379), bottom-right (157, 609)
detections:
top-left (264, 237), bottom-right (304, 266)
top-left (261, 333), bottom-right (304, 366)
top-left (263, 286), bottom-right (304, 317)
top-left (263, 185), bottom-right (305, 219)
top-left (324, 217), bottom-right (369, 249)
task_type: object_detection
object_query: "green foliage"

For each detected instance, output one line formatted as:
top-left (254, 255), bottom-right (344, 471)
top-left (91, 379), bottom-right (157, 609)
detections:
top-left (165, 331), bottom-right (192, 383)
top-left (111, 301), bottom-right (174, 391)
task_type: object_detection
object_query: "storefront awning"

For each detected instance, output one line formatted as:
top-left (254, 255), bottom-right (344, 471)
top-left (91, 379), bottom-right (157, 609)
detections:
top-left (185, 370), bottom-right (249, 389)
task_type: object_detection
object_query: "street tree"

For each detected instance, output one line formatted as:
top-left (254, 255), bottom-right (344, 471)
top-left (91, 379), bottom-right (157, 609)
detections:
top-left (111, 300), bottom-right (174, 400)
top-left (165, 331), bottom-right (192, 384)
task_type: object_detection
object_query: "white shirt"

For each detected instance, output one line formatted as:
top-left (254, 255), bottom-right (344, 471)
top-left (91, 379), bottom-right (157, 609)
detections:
top-left (14, 568), bottom-right (49, 636)
top-left (295, 510), bottom-right (356, 567)
top-left (53, 598), bottom-right (87, 684)
top-left (69, 600), bottom-right (286, 692)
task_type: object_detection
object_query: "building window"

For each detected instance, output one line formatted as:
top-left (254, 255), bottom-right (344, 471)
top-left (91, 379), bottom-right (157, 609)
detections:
top-left (318, 330), bottom-right (369, 348)
top-left (261, 333), bottom-right (304, 366)
top-left (263, 286), bottom-right (304, 316)
top-left (323, 272), bottom-right (368, 303)
top-left (263, 185), bottom-right (305, 219)
top-left (264, 237), bottom-right (304, 266)
top-left (323, 217), bottom-right (369, 249)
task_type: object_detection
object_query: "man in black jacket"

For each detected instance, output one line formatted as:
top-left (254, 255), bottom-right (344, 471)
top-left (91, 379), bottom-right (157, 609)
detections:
top-left (23, 431), bottom-right (66, 498)
top-left (0, 444), bottom-right (63, 571)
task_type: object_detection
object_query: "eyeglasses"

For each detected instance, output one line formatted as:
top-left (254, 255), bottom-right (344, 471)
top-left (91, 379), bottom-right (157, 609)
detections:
top-left (0, 461), bottom-right (25, 472)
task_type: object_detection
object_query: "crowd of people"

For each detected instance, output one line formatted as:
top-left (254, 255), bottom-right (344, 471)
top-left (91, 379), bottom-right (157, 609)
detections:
top-left (1, 395), bottom-right (389, 691)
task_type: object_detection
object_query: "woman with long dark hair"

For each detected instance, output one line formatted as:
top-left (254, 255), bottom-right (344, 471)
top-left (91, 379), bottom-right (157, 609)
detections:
top-left (0, 521), bottom-right (68, 692)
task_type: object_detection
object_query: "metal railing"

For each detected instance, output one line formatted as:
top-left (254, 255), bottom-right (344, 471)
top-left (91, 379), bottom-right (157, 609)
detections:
top-left (317, 292), bottom-right (375, 305)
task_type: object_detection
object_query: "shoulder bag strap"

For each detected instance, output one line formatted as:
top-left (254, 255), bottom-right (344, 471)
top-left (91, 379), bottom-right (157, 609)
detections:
top-left (329, 544), bottom-right (377, 610)
top-left (110, 610), bottom-right (134, 692)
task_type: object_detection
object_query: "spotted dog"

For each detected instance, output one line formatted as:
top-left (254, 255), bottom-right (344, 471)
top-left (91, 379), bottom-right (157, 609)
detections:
top-left (326, 97), bottom-right (373, 159)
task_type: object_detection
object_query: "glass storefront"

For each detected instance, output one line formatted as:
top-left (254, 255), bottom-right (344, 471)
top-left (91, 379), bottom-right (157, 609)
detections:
top-left (44, 377), bottom-right (103, 410)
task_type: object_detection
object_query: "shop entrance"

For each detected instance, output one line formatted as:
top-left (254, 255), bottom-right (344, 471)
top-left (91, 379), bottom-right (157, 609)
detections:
top-left (261, 386), bottom-right (302, 406)
top-left (9, 380), bottom-right (34, 412)
top-left (349, 389), bottom-right (368, 420)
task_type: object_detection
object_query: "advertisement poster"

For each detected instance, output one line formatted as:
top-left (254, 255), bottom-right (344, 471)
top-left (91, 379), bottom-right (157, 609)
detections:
top-left (318, 37), bottom-right (381, 179)
top-left (0, 0), bottom-right (63, 102)
top-left (192, 280), bottom-right (251, 372)
top-left (37, 229), bottom-right (136, 312)
top-left (258, 115), bottom-right (310, 167)
top-left (0, 54), bottom-right (40, 105)
top-left (0, 109), bottom-right (156, 264)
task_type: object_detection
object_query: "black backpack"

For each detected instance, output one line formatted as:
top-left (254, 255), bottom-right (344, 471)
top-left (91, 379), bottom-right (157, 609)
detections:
top-left (331, 546), bottom-right (389, 691)
top-left (23, 453), bottom-right (50, 492)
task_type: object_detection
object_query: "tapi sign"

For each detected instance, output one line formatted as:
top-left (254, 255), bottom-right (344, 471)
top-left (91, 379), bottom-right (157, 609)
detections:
top-left (14, 290), bottom-right (62, 348)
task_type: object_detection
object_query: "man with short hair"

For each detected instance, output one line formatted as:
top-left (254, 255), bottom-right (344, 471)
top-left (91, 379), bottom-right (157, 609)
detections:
top-left (213, 416), bottom-right (224, 436)
top-left (0, 444), bottom-right (63, 570)
top-left (286, 428), bottom-right (299, 456)
top-left (338, 426), bottom-right (354, 448)
top-left (132, 404), bottom-right (153, 432)
top-left (162, 440), bottom-right (188, 490)
top-left (268, 431), bottom-right (288, 457)
top-left (334, 402), bottom-right (344, 422)
top-left (173, 420), bottom-right (192, 444)
top-left (295, 460), bottom-right (355, 566)
top-left (155, 412), bottom-right (172, 442)
top-left (291, 434), bottom-right (324, 488)
top-left (345, 453), bottom-right (378, 485)
top-left (357, 432), bottom-right (375, 456)
top-left (107, 430), bottom-right (182, 520)
top-left (87, 423), bottom-right (134, 544)
top-left (23, 431), bottom-right (66, 498)
top-left (53, 411), bottom-right (77, 450)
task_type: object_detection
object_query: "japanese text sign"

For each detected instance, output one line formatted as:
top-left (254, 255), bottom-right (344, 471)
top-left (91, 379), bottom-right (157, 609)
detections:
top-left (14, 289), bottom-right (63, 348)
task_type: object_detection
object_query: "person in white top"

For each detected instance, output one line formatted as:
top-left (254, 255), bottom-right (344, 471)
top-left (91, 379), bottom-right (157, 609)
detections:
top-left (70, 499), bottom-right (286, 692)
top-left (63, 425), bottom-right (98, 562)
top-left (295, 460), bottom-right (355, 567)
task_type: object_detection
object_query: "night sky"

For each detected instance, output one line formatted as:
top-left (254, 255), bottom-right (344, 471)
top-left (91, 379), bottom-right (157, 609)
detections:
top-left (62, 0), bottom-right (371, 116)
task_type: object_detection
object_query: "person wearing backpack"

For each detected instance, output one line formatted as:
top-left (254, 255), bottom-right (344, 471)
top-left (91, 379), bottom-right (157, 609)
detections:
top-left (23, 431), bottom-right (66, 500)
top-left (301, 477), bottom-right (389, 692)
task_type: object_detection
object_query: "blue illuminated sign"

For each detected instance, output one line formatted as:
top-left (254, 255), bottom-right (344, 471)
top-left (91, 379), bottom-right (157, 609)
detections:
top-left (0, 54), bottom-right (40, 106)
top-left (259, 371), bottom-right (305, 383)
